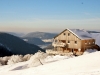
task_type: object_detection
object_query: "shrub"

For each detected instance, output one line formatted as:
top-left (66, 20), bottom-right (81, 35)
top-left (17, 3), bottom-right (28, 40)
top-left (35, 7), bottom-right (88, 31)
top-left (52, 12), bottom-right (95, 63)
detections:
top-left (0, 56), bottom-right (11, 65)
top-left (23, 54), bottom-right (33, 61)
top-left (2, 56), bottom-right (10, 65)
top-left (0, 63), bottom-right (2, 66)
top-left (28, 51), bottom-right (48, 67)
top-left (0, 58), bottom-right (4, 65)
top-left (7, 55), bottom-right (23, 65)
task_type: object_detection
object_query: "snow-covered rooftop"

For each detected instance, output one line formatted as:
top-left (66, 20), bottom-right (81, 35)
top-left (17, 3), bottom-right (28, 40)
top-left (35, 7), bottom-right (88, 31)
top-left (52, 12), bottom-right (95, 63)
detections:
top-left (68, 29), bottom-right (93, 40)
top-left (91, 33), bottom-right (100, 46)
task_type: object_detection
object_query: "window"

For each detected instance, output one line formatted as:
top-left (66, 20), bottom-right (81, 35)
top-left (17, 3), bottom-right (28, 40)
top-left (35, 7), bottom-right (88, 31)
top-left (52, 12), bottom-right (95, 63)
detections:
top-left (75, 41), bottom-right (77, 44)
top-left (63, 33), bottom-right (66, 35)
top-left (78, 48), bottom-right (81, 51)
top-left (85, 41), bottom-right (87, 44)
top-left (68, 40), bottom-right (70, 44)
top-left (68, 33), bottom-right (70, 36)
top-left (55, 40), bottom-right (57, 42)
top-left (93, 42), bottom-right (95, 44)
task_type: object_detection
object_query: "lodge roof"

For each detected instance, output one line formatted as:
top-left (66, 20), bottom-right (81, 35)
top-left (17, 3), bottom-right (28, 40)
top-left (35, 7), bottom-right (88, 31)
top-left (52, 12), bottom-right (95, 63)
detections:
top-left (54, 28), bottom-right (94, 40)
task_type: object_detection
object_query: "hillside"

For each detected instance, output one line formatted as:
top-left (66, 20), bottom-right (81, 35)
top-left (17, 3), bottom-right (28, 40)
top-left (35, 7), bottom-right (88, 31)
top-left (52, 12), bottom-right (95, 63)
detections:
top-left (0, 32), bottom-right (44, 55)
top-left (7, 32), bottom-right (25, 37)
top-left (22, 37), bottom-right (46, 45)
top-left (0, 51), bottom-right (100, 75)
top-left (0, 44), bottom-right (12, 57)
top-left (22, 32), bottom-right (57, 39)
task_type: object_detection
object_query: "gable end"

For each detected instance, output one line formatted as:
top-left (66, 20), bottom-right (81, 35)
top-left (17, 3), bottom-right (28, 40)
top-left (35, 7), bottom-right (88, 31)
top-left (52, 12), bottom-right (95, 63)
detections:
top-left (54, 29), bottom-right (81, 40)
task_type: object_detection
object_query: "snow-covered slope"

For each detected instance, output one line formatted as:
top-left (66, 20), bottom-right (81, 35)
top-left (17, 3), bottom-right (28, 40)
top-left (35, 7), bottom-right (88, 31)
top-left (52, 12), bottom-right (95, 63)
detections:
top-left (0, 51), bottom-right (100, 75)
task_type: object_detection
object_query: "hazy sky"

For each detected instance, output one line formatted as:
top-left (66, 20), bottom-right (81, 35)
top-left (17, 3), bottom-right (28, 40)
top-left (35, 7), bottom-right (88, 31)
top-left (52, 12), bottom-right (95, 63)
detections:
top-left (0, 0), bottom-right (100, 33)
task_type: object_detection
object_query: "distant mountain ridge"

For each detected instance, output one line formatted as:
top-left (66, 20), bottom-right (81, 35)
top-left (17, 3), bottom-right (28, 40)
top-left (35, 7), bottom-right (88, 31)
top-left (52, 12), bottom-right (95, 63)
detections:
top-left (87, 31), bottom-right (100, 33)
top-left (7, 32), bottom-right (25, 37)
top-left (0, 32), bottom-right (44, 55)
top-left (22, 37), bottom-right (46, 45)
top-left (22, 32), bottom-right (58, 39)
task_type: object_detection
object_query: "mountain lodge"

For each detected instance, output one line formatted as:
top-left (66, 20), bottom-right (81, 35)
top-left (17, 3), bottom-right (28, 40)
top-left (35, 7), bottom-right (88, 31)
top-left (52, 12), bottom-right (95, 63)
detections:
top-left (51, 29), bottom-right (98, 55)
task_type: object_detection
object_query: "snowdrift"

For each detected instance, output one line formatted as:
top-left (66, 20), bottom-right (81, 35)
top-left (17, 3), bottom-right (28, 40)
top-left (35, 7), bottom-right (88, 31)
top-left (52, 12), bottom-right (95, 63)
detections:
top-left (0, 51), bottom-right (100, 75)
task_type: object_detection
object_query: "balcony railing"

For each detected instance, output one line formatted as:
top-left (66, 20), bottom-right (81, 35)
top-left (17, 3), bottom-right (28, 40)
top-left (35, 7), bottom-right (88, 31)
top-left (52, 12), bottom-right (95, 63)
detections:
top-left (52, 42), bottom-right (66, 47)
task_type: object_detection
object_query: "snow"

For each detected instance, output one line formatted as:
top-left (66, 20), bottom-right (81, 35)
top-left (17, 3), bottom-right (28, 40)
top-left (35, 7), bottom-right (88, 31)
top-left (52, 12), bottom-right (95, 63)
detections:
top-left (44, 55), bottom-right (73, 63)
top-left (23, 39), bottom-right (28, 41)
top-left (0, 29), bottom-right (100, 75)
top-left (0, 51), bottom-right (100, 75)
top-left (68, 29), bottom-right (100, 46)
top-left (42, 39), bottom-right (53, 42)
top-left (68, 29), bottom-right (92, 39)
top-left (91, 33), bottom-right (100, 46)
top-left (83, 49), bottom-right (97, 55)
top-left (38, 44), bottom-right (50, 49)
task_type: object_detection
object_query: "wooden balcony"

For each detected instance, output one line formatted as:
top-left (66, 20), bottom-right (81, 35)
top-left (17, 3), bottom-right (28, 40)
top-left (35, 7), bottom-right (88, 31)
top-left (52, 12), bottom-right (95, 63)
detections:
top-left (46, 49), bottom-right (73, 56)
top-left (52, 42), bottom-right (66, 47)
